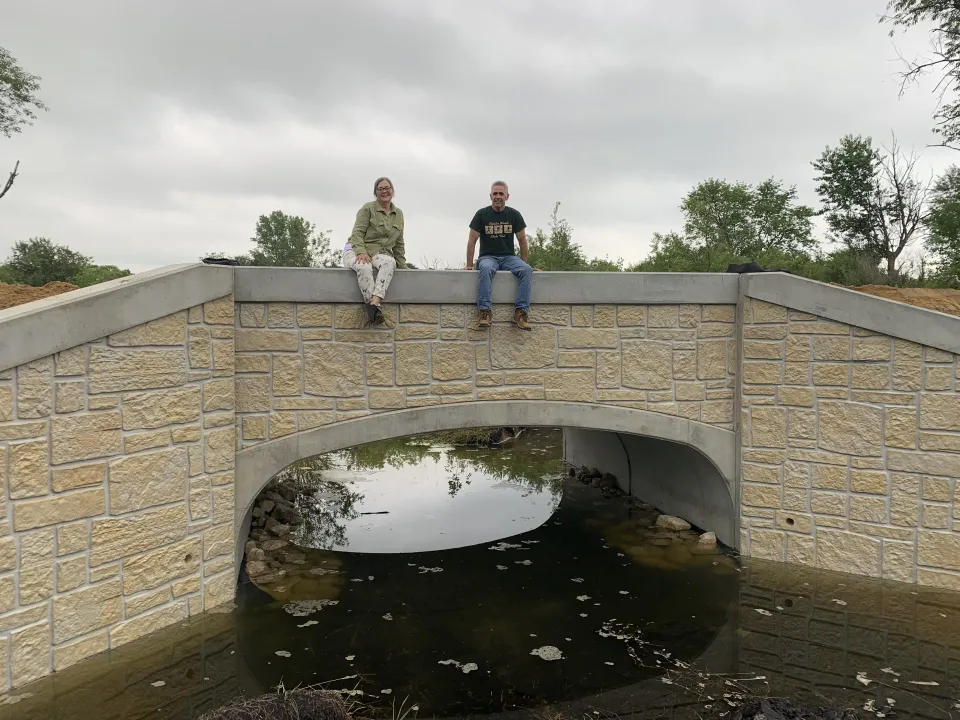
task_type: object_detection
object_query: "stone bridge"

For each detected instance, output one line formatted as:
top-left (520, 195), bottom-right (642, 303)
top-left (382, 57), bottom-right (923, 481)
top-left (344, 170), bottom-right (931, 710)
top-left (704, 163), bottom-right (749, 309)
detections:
top-left (1, 263), bottom-right (959, 689)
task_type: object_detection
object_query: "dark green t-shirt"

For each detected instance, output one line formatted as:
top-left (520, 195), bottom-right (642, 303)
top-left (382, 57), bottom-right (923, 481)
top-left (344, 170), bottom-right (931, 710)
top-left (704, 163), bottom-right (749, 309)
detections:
top-left (469, 206), bottom-right (526, 257)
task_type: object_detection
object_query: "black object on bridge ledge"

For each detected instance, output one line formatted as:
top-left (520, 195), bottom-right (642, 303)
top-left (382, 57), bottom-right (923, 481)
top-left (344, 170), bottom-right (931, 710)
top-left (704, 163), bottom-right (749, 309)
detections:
top-left (202, 257), bottom-right (242, 266)
top-left (725, 261), bottom-right (792, 274)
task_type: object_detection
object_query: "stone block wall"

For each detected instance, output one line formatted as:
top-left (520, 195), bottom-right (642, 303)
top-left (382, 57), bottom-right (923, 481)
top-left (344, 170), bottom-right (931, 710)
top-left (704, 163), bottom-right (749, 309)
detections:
top-left (739, 298), bottom-right (960, 590)
top-left (232, 301), bottom-right (739, 447)
top-left (0, 295), bottom-right (237, 691)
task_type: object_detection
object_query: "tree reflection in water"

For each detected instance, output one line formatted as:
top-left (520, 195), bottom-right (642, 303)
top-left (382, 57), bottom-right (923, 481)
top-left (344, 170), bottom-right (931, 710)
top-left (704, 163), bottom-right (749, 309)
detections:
top-left (271, 431), bottom-right (564, 551)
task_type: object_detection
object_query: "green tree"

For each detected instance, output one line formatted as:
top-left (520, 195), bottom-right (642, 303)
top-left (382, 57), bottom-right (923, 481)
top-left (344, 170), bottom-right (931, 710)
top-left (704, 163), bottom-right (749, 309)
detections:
top-left (72, 264), bottom-right (133, 288)
top-left (630, 178), bottom-right (818, 273)
top-left (4, 237), bottom-right (90, 286)
top-left (882, 1), bottom-right (960, 148)
top-left (527, 202), bottom-right (588, 270)
top-left (250, 210), bottom-right (340, 267)
top-left (924, 164), bottom-right (960, 286)
top-left (0, 47), bottom-right (47, 138)
top-left (208, 211), bottom-right (341, 267)
top-left (812, 134), bottom-right (929, 281)
top-left (1, 47), bottom-right (48, 200)
top-left (681, 178), bottom-right (816, 256)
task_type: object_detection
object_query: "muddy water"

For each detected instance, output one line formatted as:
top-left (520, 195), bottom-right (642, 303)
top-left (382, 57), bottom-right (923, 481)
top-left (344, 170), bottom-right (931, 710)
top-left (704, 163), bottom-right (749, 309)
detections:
top-left (4, 429), bottom-right (960, 720)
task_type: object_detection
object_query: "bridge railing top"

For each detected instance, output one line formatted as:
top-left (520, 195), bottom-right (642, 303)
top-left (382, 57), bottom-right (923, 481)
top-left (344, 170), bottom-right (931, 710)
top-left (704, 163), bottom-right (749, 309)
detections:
top-left (3, 264), bottom-right (960, 371)
top-left (233, 267), bottom-right (740, 304)
top-left (0, 263), bottom-right (233, 372)
top-left (744, 272), bottom-right (960, 356)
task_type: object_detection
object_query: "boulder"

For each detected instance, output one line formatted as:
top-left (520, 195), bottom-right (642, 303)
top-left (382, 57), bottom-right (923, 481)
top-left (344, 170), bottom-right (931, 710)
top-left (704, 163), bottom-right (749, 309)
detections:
top-left (260, 499), bottom-right (275, 514)
top-left (246, 560), bottom-right (269, 576)
top-left (655, 515), bottom-right (691, 531)
top-left (698, 531), bottom-right (717, 547)
top-left (247, 547), bottom-right (266, 561)
top-left (261, 538), bottom-right (289, 552)
top-left (266, 518), bottom-right (291, 536)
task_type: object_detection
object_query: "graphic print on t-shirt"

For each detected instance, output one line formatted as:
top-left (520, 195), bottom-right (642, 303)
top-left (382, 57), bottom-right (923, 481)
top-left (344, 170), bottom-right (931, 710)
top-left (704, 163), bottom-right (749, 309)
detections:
top-left (470, 206), bottom-right (526, 257)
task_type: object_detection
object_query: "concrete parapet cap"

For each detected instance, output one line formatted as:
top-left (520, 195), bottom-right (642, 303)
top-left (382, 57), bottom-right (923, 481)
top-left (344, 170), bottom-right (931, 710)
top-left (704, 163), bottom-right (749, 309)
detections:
top-left (234, 267), bottom-right (740, 305)
top-left (0, 263), bottom-right (234, 371)
top-left (745, 272), bottom-right (960, 355)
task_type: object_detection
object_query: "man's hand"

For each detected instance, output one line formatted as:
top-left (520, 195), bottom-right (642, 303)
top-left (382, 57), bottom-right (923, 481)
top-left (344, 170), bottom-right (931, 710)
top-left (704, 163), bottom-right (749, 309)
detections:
top-left (356, 253), bottom-right (372, 264)
top-left (465, 263), bottom-right (474, 271)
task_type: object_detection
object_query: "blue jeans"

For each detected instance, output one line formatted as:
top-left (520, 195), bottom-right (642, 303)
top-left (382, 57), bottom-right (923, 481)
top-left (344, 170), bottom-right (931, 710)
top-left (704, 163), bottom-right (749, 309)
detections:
top-left (476, 255), bottom-right (532, 311)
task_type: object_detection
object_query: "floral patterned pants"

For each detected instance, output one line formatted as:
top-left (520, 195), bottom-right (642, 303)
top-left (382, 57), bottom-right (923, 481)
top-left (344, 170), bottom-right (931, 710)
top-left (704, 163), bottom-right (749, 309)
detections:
top-left (343, 250), bottom-right (396, 304)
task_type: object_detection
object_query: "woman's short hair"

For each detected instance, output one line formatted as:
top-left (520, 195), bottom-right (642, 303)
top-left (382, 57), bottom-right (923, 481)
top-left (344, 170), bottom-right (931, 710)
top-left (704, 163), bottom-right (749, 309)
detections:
top-left (374, 177), bottom-right (394, 195)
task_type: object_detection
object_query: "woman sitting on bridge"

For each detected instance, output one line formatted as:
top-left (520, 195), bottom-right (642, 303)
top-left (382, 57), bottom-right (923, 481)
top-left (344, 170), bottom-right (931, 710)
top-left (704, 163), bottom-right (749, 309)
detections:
top-left (342, 176), bottom-right (407, 325)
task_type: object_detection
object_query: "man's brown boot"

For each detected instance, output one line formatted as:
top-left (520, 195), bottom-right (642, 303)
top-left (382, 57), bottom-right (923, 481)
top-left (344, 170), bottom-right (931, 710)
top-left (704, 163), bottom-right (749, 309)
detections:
top-left (513, 308), bottom-right (532, 330)
top-left (477, 309), bottom-right (491, 328)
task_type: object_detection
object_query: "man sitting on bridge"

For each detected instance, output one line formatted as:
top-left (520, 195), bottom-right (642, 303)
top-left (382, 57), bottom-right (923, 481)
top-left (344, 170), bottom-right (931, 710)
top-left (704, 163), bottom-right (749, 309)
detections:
top-left (465, 180), bottom-right (533, 331)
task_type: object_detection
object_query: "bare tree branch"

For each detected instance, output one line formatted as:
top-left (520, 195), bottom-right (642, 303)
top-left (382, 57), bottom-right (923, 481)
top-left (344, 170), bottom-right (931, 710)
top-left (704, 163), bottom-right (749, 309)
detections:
top-left (0, 160), bottom-right (19, 201)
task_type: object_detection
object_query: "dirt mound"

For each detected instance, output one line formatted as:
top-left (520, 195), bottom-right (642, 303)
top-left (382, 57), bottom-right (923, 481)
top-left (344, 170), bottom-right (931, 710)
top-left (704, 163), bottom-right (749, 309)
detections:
top-left (0, 281), bottom-right (80, 310)
top-left (849, 285), bottom-right (960, 317)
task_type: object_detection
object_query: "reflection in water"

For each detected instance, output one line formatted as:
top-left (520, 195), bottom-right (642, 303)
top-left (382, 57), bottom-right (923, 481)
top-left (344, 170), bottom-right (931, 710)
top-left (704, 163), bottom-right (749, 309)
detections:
top-left (279, 433), bottom-right (564, 554)
top-left (6, 430), bottom-right (960, 719)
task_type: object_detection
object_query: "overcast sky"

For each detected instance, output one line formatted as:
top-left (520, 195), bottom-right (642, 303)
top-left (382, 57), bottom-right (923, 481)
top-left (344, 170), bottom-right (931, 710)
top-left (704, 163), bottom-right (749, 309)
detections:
top-left (1, 0), bottom-right (955, 272)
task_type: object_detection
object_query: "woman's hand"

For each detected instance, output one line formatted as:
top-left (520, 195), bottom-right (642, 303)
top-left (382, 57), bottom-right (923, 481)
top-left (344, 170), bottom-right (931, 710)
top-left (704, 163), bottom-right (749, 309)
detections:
top-left (356, 253), bottom-right (372, 264)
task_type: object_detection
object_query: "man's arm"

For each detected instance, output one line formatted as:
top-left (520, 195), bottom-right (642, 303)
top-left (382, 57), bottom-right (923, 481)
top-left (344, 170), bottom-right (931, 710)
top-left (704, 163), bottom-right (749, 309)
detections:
top-left (516, 229), bottom-right (529, 263)
top-left (466, 229), bottom-right (480, 269)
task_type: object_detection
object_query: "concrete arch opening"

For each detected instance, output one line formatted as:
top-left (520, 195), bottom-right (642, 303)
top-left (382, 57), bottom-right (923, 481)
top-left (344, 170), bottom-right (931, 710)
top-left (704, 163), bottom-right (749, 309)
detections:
top-left (235, 401), bottom-right (738, 570)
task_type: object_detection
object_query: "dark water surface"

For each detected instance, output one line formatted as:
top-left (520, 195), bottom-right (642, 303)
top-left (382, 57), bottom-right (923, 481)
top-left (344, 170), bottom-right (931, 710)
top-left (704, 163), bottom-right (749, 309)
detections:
top-left (4, 430), bottom-right (960, 720)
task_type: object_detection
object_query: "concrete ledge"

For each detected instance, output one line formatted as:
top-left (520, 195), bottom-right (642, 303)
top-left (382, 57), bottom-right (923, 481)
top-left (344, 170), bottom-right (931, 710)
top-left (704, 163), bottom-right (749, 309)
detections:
top-left (234, 401), bottom-right (736, 523)
top-left (745, 273), bottom-right (960, 355)
top-left (234, 268), bottom-right (739, 305)
top-left (0, 263), bottom-right (235, 371)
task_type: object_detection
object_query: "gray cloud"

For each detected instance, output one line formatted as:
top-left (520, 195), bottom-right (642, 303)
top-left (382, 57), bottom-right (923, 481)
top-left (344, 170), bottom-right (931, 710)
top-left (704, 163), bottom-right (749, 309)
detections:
top-left (1, 0), bottom-right (955, 272)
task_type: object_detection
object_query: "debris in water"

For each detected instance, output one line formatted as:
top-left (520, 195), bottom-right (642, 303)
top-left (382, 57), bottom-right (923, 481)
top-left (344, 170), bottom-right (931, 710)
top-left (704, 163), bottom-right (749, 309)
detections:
top-left (284, 599), bottom-right (338, 617)
top-left (521, 540), bottom-right (539, 544)
top-left (275, 651), bottom-right (291, 658)
top-left (418, 566), bottom-right (443, 573)
top-left (856, 672), bottom-right (871, 686)
top-left (576, 595), bottom-right (591, 601)
top-left (514, 560), bottom-right (532, 565)
top-left (881, 667), bottom-right (901, 677)
top-left (754, 608), bottom-right (772, 616)
top-left (530, 646), bottom-right (563, 661)
top-left (605, 661), bottom-right (614, 666)
top-left (908, 680), bottom-right (939, 686)
top-left (530, 633), bottom-right (537, 637)
top-left (368, 576), bottom-right (374, 580)
top-left (462, 663), bottom-right (478, 674)
top-left (150, 681), bottom-right (166, 688)
top-left (496, 565), bottom-right (508, 570)
top-left (350, 578), bottom-right (364, 583)
top-left (661, 677), bottom-right (673, 685)
top-left (310, 567), bottom-right (339, 576)
top-left (488, 541), bottom-right (525, 551)
top-left (831, 598), bottom-right (847, 606)
top-left (571, 578), bottom-right (584, 583)
top-left (297, 620), bottom-right (319, 628)
top-left (381, 689), bottom-right (392, 695)
top-left (580, 613), bottom-right (588, 617)
top-left (345, 655), bottom-right (355, 661)
top-left (619, 590), bottom-right (629, 595)
top-left (382, 613), bottom-right (393, 620)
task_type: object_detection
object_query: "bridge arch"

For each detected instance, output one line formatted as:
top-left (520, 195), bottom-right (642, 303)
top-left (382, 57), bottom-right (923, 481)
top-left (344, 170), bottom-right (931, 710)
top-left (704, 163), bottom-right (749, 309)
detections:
top-left (234, 401), bottom-right (738, 567)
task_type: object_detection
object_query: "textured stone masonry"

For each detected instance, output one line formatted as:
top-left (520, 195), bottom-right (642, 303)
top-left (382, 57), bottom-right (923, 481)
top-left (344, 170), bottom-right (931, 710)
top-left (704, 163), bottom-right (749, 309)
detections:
top-left (3, 272), bottom-right (960, 694)
top-left (739, 298), bottom-right (960, 591)
top-left (0, 295), bottom-right (236, 691)
top-left (233, 301), bottom-right (739, 447)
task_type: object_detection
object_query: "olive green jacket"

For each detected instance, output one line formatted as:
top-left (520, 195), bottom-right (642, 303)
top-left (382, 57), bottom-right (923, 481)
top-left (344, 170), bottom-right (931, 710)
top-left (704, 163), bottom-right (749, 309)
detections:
top-left (348, 201), bottom-right (406, 267)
